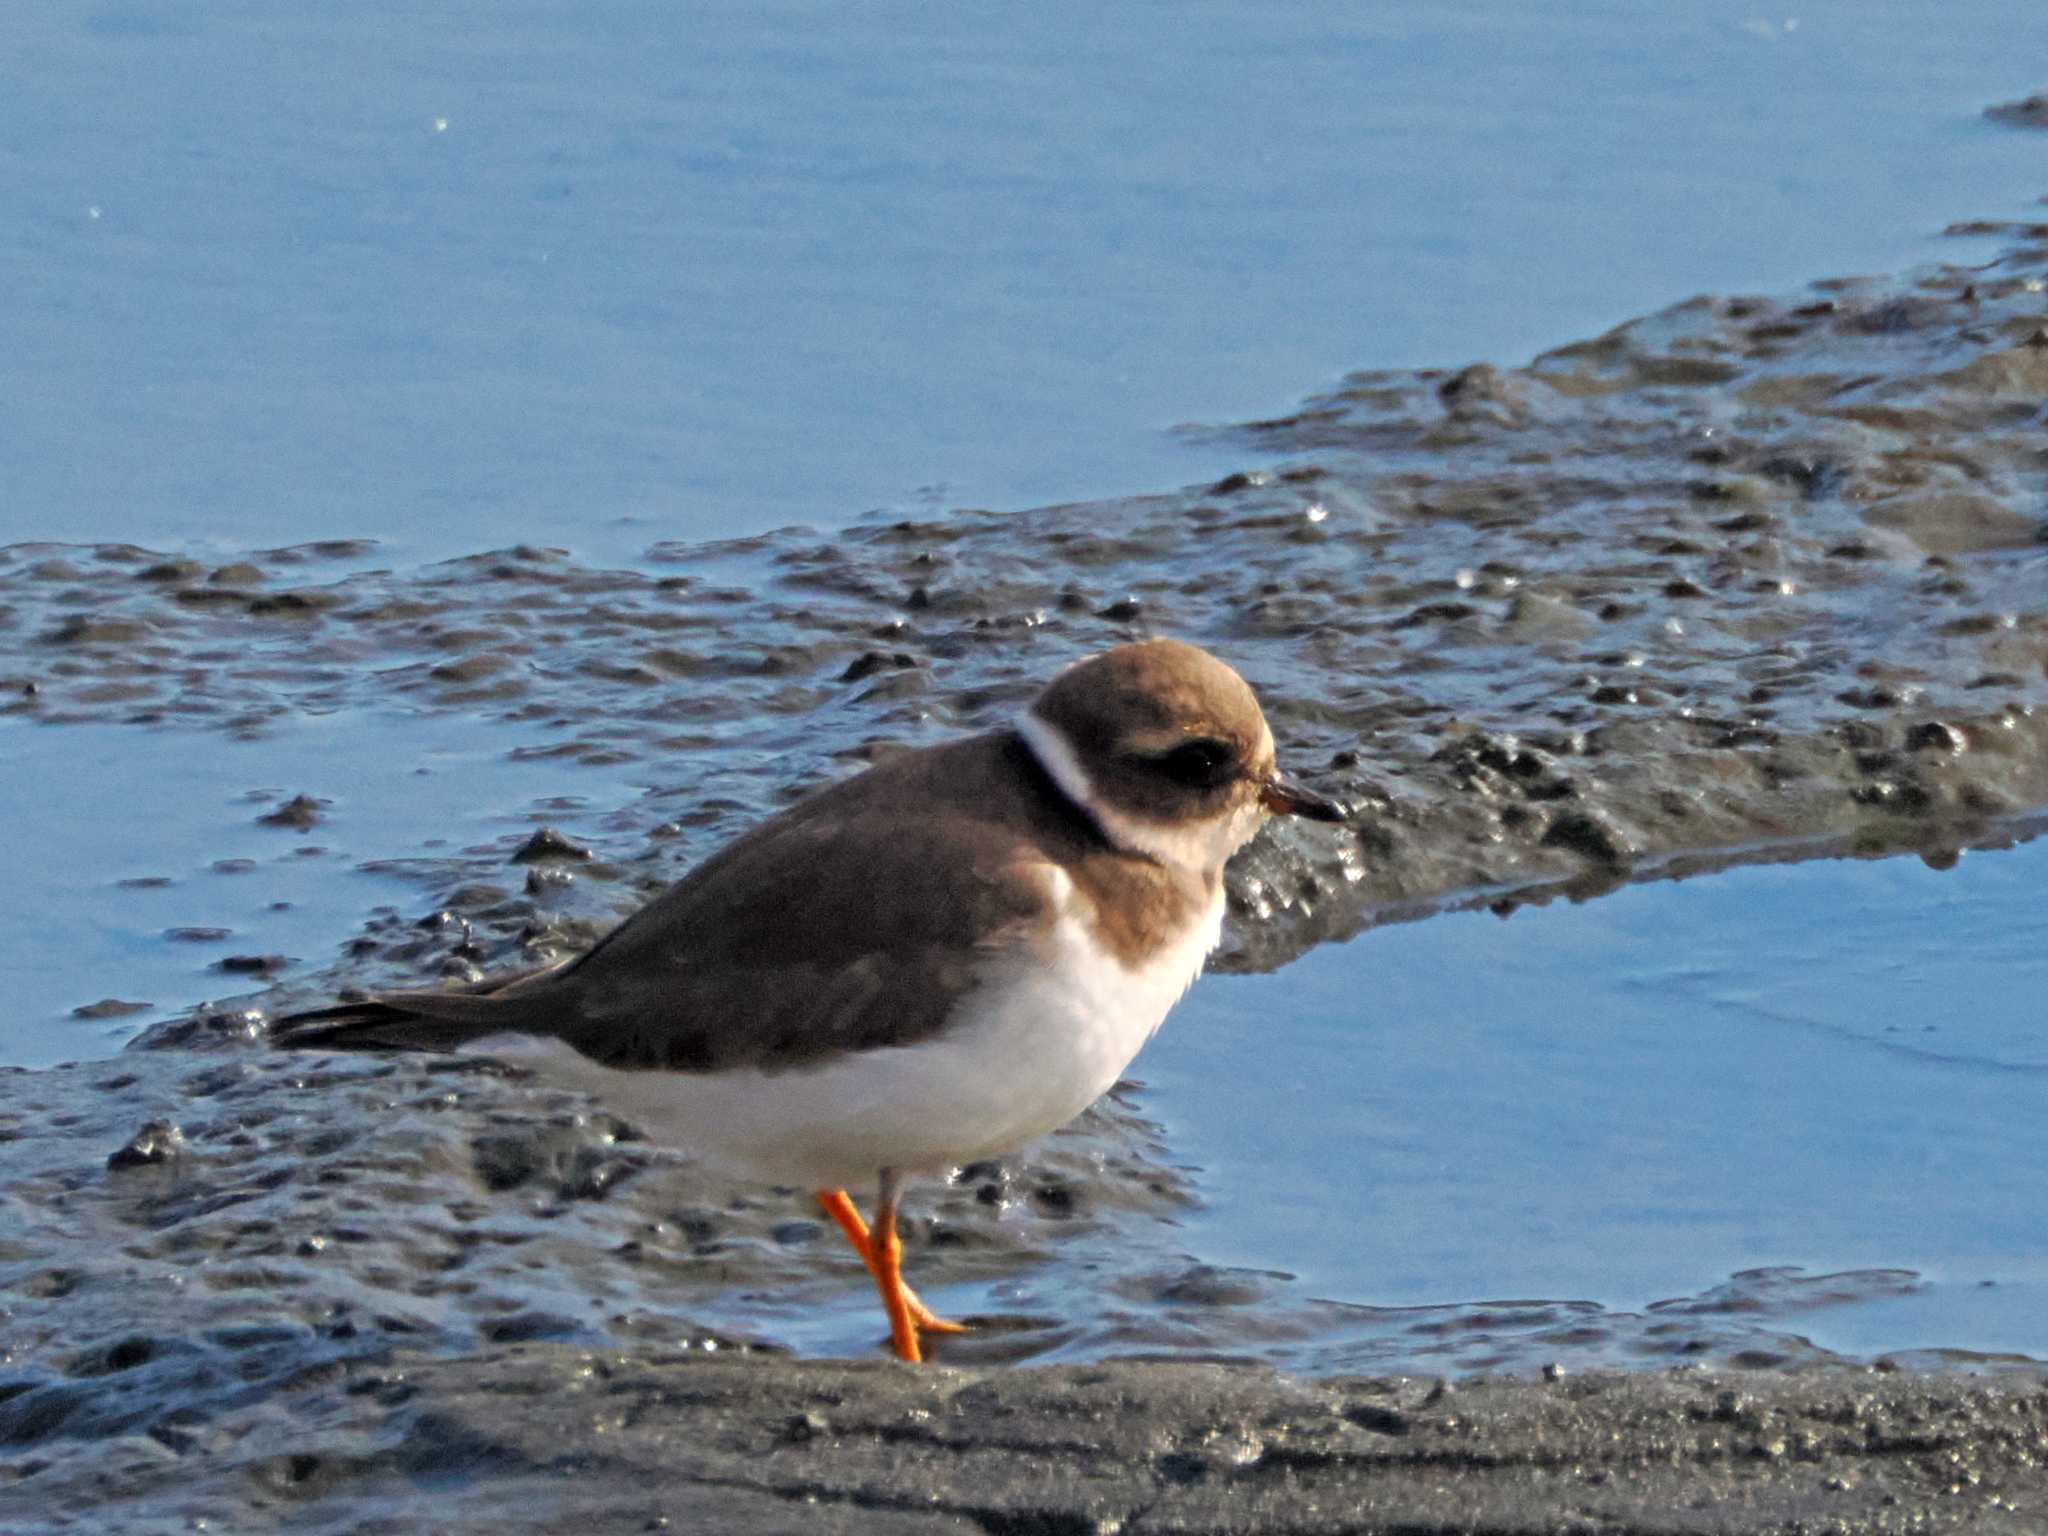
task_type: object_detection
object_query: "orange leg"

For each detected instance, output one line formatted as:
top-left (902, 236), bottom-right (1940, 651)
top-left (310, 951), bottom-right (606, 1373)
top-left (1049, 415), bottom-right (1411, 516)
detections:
top-left (815, 1182), bottom-right (968, 1361)
top-left (871, 1182), bottom-right (921, 1364)
top-left (814, 1189), bottom-right (968, 1335)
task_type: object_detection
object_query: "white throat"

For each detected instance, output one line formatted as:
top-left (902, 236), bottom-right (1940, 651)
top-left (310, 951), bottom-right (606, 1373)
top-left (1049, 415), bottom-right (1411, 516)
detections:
top-left (1018, 709), bottom-right (1261, 875)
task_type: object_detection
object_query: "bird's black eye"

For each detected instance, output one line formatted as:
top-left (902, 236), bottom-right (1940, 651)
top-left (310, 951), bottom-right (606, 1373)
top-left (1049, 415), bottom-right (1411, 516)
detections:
top-left (1150, 737), bottom-right (1237, 790)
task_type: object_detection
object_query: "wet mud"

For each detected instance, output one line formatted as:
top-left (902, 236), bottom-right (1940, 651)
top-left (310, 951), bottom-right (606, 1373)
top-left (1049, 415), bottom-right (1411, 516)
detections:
top-left (8, 1049), bottom-right (2048, 1533)
top-left (4, 214), bottom-right (2048, 1527)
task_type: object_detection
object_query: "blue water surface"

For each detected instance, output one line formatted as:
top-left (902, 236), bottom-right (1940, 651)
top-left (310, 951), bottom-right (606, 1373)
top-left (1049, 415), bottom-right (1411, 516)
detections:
top-left (1, 712), bottom-right (587, 1063)
top-left (1152, 840), bottom-right (2048, 1359)
top-left (4, 1), bottom-right (2046, 562)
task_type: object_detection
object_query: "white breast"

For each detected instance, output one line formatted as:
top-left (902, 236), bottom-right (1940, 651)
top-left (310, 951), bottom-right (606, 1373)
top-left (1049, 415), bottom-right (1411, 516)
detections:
top-left (472, 876), bottom-right (1226, 1192)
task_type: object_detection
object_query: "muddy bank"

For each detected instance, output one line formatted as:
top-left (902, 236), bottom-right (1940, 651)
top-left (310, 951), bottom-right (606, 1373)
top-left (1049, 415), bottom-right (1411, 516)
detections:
top-left (4, 1044), bottom-right (1998, 1398)
top-left (5, 227), bottom-right (2048, 995)
top-left (7, 1042), bottom-right (2047, 1529)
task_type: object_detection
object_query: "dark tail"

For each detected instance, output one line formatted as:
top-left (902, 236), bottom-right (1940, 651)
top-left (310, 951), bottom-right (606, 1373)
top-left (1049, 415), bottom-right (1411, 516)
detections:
top-left (269, 999), bottom-right (487, 1053)
top-left (270, 964), bottom-right (567, 1054)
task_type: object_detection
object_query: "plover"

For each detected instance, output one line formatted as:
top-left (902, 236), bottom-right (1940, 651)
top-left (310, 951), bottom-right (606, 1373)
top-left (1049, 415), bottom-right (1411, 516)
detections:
top-left (274, 638), bottom-right (1343, 1362)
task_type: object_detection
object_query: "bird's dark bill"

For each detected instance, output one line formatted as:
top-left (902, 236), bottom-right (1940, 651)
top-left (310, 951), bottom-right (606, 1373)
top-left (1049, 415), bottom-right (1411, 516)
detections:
top-left (1260, 775), bottom-right (1345, 822)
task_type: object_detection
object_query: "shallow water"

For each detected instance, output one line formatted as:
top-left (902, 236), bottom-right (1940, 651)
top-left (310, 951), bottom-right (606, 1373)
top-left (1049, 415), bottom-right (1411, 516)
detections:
top-left (7, 2), bottom-right (2048, 563)
top-left (2, 712), bottom-right (609, 1064)
top-left (1145, 836), bottom-right (2048, 1370)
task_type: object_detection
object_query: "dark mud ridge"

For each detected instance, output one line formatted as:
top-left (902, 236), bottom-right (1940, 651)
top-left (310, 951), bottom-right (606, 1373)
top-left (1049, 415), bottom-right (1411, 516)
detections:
top-left (5, 216), bottom-right (2048, 1528)
top-left (13, 1329), bottom-right (2048, 1533)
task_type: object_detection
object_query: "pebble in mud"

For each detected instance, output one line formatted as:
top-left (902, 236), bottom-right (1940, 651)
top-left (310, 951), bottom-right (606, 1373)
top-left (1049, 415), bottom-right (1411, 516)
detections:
top-left (70, 998), bottom-right (152, 1020)
top-left (511, 828), bottom-right (595, 864)
top-left (105, 1117), bottom-right (185, 1169)
top-left (1985, 92), bottom-right (2048, 128)
top-left (257, 793), bottom-right (328, 830)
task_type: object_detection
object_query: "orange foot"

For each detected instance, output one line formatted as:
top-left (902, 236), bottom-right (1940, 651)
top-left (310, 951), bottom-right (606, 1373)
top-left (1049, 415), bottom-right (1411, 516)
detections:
top-left (816, 1188), bottom-right (970, 1362)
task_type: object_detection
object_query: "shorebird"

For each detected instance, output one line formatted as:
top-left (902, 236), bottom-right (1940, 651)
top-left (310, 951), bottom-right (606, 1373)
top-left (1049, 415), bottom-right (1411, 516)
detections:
top-left (273, 638), bottom-right (1343, 1361)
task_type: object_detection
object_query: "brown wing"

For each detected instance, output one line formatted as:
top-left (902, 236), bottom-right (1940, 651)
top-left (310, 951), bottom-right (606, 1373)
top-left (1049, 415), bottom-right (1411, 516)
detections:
top-left (279, 806), bottom-right (1060, 1074)
top-left (530, 802), bottom-right (1059, 1070)
top-left (272, 731), bottom-right (1093, 1072)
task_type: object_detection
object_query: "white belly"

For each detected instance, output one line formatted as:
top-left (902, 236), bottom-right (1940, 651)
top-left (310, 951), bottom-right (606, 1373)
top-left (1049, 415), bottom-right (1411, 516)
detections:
top-left (473, 886), bottom-right (1224, 1191)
